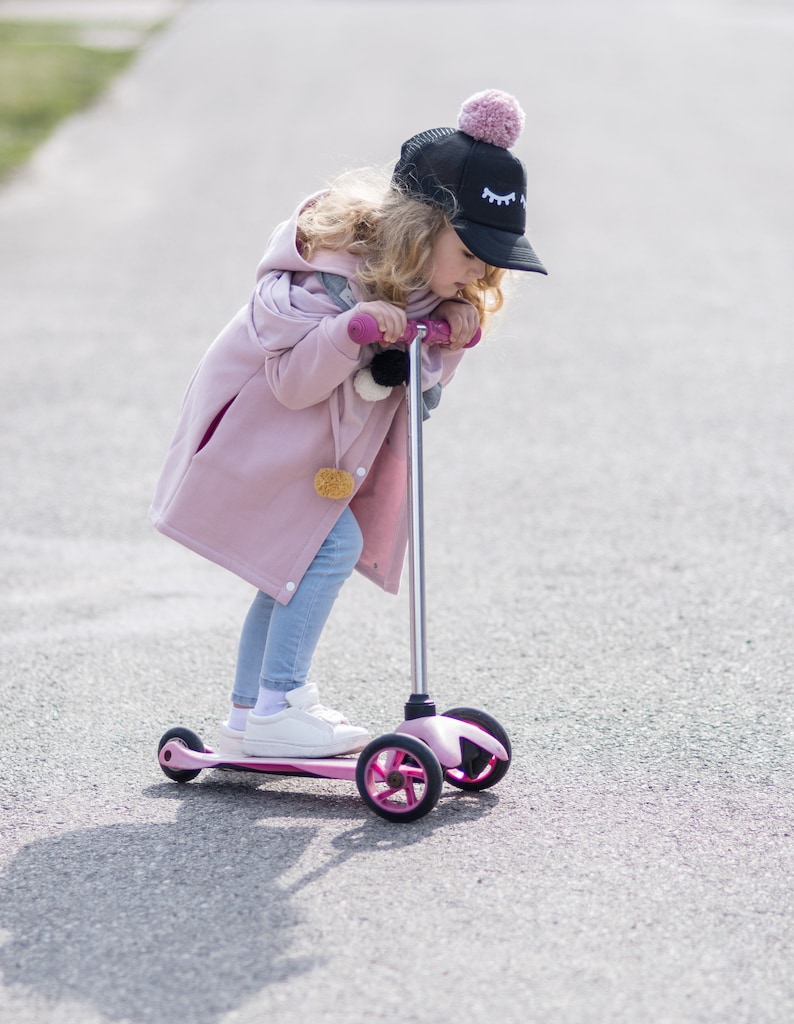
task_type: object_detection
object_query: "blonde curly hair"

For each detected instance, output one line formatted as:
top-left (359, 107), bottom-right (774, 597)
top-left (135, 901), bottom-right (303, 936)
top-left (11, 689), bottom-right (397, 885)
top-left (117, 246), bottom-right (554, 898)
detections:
top-left (296, 167), bottom-right (506, 328)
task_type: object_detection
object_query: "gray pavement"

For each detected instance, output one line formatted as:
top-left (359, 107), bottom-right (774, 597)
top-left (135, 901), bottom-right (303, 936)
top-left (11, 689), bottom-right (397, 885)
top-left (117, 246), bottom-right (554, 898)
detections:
top-left (1, 2), bottom-right (793, 1022)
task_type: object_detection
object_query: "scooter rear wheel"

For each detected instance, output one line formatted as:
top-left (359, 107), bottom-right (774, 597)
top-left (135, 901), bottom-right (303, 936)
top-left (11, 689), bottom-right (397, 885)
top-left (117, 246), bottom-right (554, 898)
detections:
top-left (441, 707), bottom-right (512, 791)
top-left (356, 733), bottom-right (443, 823)
top-left (158, 726), bottom-right (205, 783)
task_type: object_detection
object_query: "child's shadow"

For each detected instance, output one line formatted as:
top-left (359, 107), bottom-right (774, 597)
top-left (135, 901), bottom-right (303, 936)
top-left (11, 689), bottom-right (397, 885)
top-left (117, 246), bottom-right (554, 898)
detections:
top-left (0, 785), bottom-right (315, 1023)
top-left (0, 777), bottom-right (495, 1023)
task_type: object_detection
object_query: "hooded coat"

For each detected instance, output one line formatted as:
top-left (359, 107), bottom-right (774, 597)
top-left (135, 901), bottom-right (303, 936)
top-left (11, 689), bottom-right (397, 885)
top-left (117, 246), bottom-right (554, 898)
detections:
top-left (149, 197), bottom-right (466, 605)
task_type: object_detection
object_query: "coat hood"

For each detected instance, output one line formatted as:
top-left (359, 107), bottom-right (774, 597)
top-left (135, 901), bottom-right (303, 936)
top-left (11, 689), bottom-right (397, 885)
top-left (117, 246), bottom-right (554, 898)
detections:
top-left (255, 192), bottom-right (362, 288)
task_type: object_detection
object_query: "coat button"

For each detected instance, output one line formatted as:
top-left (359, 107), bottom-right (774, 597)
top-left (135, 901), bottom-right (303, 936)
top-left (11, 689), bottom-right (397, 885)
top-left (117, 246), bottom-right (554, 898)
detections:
top-left (286, 581), bottom-right (295, 592)
top-left (356, 467), bottom-right (366, 477)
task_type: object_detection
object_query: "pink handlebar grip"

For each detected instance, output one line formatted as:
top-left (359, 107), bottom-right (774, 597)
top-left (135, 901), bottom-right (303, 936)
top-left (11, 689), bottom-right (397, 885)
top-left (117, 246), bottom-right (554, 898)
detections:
top-left (347, 313), bottom-right (481, 348)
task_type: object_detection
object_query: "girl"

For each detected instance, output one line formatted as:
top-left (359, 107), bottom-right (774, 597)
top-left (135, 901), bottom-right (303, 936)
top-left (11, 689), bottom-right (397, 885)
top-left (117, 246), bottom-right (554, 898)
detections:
top-left (150, 89), bottom-right (546, 759)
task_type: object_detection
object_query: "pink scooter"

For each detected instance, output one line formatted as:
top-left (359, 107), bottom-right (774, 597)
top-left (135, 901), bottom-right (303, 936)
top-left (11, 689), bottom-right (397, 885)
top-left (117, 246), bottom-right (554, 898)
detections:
top-left (157, 316), bottom-right (510, 822)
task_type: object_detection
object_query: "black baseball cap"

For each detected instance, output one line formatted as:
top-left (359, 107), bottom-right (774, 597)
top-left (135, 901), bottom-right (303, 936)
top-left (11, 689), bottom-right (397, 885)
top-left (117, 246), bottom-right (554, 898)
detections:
top-left (392, 92), bottom-right (547, 275)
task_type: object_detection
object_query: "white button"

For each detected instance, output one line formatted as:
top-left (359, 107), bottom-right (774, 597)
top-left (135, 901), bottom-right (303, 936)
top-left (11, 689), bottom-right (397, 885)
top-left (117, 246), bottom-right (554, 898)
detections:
top-left (356, 467), bottom-right (366, 477)
top-left (286, 581), bottom-right (295, 592)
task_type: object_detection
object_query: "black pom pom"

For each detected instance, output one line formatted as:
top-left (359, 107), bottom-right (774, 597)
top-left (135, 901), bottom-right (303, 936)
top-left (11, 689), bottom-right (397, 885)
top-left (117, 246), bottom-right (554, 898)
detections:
top-left (370, 349), bottom-right (408, 387)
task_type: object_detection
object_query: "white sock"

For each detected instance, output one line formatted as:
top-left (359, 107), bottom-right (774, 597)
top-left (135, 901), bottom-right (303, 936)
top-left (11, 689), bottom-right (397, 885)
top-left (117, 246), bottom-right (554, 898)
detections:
top-left (253, 687), bottom-right (288, 717)
top-left (226, 705), bottom-right (251, 731)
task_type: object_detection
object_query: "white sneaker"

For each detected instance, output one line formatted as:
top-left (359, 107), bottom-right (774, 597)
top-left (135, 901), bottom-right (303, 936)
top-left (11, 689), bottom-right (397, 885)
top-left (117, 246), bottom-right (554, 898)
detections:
top-left (241, 683), bottom-right (370, 758)
top-left (215, 722), bottom-right (245, 759)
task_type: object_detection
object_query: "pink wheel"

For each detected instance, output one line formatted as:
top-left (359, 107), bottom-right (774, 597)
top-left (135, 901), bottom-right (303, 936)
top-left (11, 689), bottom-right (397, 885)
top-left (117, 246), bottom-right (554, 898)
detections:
top-left (356, 734), bottom-right (443, 822)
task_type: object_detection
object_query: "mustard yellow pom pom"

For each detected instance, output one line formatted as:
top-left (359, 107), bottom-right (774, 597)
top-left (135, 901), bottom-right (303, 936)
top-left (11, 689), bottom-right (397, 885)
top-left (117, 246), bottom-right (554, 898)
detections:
top-left (314, 468), bottom-right (355, 499)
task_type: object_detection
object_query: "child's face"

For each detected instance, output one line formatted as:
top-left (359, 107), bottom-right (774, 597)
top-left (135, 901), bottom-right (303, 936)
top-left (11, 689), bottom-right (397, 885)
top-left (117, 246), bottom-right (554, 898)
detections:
top-left (428, 227), bottom-right (487, 298)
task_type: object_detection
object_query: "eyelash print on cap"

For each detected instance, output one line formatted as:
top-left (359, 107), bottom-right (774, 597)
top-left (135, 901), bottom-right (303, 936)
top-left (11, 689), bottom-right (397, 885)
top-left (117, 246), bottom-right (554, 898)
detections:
top-left (482, 187), bottom-right (516, 206)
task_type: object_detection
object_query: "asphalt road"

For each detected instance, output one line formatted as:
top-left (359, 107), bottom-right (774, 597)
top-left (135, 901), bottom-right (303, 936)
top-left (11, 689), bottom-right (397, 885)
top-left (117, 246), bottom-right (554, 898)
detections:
top-left (1, 2), bottom-right (793, 1022)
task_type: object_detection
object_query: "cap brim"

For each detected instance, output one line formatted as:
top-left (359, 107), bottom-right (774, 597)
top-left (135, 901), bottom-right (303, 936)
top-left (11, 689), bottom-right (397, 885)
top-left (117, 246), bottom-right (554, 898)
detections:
top-left (455, 221), bottom-right (547, 274)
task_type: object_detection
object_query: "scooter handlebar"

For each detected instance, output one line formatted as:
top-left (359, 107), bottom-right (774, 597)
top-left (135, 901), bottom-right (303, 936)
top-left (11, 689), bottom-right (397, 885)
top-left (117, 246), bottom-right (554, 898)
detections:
top-left (347, 312), bottom-right (481, 348)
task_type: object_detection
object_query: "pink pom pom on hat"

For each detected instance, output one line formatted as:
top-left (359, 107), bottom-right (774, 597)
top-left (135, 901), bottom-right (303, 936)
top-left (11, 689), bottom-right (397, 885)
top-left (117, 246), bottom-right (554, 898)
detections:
top-left (392, 89), bottom-right (546, 274)
top-left (457, 89), bottom-right (526, 149)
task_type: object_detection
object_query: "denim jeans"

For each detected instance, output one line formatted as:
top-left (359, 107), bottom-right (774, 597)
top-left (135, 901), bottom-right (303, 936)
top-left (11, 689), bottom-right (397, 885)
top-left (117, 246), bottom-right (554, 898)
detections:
top-left (230, 506), bottom-right (363, 706)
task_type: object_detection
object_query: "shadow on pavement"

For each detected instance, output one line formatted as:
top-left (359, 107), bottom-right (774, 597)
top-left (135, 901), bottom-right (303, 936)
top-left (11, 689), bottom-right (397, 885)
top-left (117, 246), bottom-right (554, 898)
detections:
top-left (0, 779), bottom-right (496, 1023)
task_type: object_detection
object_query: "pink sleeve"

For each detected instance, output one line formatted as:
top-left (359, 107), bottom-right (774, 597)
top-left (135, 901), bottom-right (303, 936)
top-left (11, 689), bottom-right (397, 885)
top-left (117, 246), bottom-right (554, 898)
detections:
top-left (249, 270), bottom-right (365, 410)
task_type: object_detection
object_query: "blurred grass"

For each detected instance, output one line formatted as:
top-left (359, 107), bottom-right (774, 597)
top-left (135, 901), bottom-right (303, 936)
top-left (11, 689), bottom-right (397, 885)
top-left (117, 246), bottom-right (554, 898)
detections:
top-left (0, 20), bottom-right (135, 182)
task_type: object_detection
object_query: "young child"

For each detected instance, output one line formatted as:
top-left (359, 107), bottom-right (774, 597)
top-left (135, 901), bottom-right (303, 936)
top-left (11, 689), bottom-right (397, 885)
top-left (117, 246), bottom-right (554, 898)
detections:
top-left (150, 89), bottom-right (546, 759)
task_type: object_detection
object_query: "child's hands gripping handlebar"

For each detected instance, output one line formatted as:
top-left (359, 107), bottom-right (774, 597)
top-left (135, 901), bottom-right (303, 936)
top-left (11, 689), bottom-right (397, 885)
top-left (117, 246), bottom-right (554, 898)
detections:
top-left (347, 313), bottom-right (481, 348)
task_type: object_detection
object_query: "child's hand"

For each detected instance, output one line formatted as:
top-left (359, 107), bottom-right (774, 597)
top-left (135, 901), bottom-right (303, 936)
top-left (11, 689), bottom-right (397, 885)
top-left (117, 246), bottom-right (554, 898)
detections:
top-left (434, 301), bottom-right (480, 350)
top-left (356, 301), bottom-right (407, 346)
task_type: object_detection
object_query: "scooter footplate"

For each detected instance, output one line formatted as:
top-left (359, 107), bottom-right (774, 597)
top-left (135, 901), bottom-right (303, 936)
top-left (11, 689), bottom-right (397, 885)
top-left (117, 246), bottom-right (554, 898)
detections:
top-left (159, 742), bottom-right (359, 781)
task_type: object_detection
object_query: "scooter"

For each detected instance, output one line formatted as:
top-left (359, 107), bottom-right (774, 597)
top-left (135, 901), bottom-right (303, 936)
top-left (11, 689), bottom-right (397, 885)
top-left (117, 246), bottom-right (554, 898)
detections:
top-left (157, 315), bottom-right (511, 822)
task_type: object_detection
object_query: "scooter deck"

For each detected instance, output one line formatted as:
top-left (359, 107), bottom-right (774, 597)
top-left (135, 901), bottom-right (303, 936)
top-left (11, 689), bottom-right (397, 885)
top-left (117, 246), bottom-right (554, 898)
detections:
top-left (159, 742), bottom-right (360, 781)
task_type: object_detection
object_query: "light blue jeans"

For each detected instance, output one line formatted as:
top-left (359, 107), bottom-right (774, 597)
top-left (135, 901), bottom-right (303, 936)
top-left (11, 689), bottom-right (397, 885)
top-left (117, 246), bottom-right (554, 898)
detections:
top-left (230, 507), bottom-right (363, 706)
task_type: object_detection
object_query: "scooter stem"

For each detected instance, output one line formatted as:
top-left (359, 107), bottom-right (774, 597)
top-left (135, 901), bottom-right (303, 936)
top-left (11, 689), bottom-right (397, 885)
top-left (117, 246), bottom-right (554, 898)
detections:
top-left (405, 326), bottom-right (436, 719)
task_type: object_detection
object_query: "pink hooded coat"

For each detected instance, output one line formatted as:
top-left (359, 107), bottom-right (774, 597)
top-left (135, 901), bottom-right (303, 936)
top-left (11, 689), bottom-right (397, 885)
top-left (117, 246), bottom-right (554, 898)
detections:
top-left (149, 197), bottom-right (466, 605)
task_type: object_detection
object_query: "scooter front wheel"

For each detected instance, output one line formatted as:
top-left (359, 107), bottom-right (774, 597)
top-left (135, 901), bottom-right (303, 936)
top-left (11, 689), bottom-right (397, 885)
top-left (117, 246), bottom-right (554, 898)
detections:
top-left (356, 733), bottom-right (443, 823)
top-left (441, 707), bottom-right (512, 791)
top-left (158, 726), bottom-right (205, 783)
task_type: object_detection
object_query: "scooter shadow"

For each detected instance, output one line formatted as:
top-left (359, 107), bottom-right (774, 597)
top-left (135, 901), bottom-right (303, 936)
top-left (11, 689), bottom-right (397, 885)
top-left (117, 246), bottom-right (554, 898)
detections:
top-left (173, 761), bottom-right (502, 833)
top-left (0, 780), bottom-right (497, 1024)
